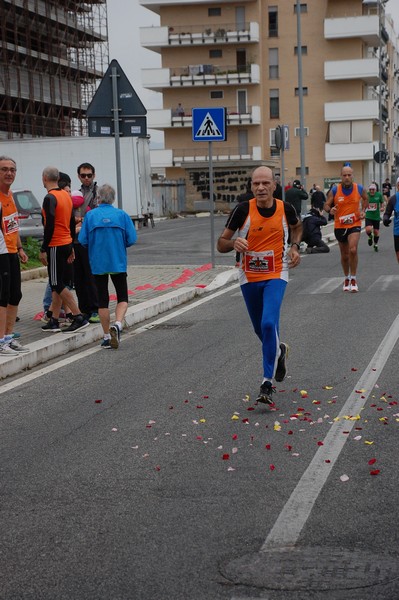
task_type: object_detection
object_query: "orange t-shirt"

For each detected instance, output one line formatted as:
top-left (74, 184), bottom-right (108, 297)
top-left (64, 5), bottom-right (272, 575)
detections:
top-left (0, 190), bottom-right (19, 253)
top-left (238, 198), bottom-right (289, 284)
top-left (333, 183), bottom-right (362, 228)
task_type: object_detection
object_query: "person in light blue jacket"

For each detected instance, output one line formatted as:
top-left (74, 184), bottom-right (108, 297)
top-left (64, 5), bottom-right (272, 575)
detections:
top-left (78, 184), bottom-right (137, 349)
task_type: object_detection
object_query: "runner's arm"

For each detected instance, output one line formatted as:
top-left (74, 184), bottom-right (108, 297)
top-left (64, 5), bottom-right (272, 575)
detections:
top-left (41, 194), bottom-right (56, 252)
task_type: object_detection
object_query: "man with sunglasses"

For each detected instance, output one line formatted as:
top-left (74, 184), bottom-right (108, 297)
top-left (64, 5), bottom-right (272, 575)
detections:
top-left (73, 162), bottom-right (99, 324)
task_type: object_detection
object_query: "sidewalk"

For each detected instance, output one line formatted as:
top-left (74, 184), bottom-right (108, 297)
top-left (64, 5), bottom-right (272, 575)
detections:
top-left (0, 221), bottom-right (336, 381)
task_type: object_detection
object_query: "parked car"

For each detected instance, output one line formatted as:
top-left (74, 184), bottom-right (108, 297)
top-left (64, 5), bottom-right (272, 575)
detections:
top-left (12, 189), bottom-right (43, 240)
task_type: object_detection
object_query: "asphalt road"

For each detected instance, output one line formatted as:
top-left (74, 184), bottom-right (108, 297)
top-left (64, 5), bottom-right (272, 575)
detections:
top-left (128, 214), bottom-right (233, 266)
top-left (2, 218), bottom-right (399, 599)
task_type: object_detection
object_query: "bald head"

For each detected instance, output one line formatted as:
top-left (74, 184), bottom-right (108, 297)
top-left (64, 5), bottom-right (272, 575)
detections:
top-left (341, 166), bottom-right (353, 188)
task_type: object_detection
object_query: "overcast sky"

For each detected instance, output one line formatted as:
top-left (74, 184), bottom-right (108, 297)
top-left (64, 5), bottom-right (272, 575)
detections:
top-left (106, 0), bottom-right (399, 145)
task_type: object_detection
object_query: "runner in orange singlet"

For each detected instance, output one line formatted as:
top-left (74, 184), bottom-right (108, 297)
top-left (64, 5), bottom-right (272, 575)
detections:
top-left (324, 165), bottom-right (368, 293)
top-left (217, 166), bottom-right (302, 405)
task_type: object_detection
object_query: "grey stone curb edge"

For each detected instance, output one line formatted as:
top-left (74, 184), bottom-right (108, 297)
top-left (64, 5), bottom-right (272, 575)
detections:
top-left (0, 268), bottom-right (239, 381)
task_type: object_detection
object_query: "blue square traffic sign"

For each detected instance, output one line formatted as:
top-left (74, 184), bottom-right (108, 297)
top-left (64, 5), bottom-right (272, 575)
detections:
top-left (192, 107), bottom-right (227, 142)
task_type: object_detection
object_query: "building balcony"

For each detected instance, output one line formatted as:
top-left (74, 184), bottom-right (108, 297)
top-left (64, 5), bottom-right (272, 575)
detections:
top-left (325, 141), bottom-right (380, 162)
top-left (324, 100), bottom-right (379, 122)
top-left (140, 0), bottom-right (254, 15)
top-left (324, 15), bottom-right (380, 45)
top-left (324, 58), bottom-right (379, 85)
top-left (142, 63), bottom-right (260, 90)
top-left (147, 105), bottom-right (261, 129)
top-left (150, 145), bottom-right (262, 167)
top-left (140, 22), bottom-right (259, 52)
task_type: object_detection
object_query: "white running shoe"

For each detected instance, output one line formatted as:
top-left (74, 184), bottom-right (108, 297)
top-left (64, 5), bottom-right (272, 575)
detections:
top-left (9, 339), bottom-right (30, 353)
top-left (0, 343), bottom-right (19, 356)
top-left (343, 278), bottom-right (350, 292)
top-left (350, 279), bottom-right (358, 293)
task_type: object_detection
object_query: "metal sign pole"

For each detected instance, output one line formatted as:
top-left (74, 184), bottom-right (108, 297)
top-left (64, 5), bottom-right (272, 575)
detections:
top-left (281, 146), bottom-right (285, 202)
top-left (111, 66), bottom-right (123, 209)
top-left (209, 141), bottom-right (215, 268)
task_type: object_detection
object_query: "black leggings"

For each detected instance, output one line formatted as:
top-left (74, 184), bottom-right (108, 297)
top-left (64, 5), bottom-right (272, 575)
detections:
top-left (94, 273), bottom-right (128, 309)
top-left (0, 253), bottom-right (22, 308)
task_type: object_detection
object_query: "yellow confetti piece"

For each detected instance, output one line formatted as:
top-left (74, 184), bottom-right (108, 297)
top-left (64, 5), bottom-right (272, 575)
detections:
top-left (333, 417), bottom-right (340, 422)
top-left (231, 415), bottom-right (239, 420)
top-left (364, 440), bottom-right (374, 445)
top-left (323, 386), bottom-right (333, 390)
top-left (199, 419), bottom-right (206, 423)
top-left (273, 421), bottom-right (281, 431)
top-left (300, 390), bottom-right (308, 397)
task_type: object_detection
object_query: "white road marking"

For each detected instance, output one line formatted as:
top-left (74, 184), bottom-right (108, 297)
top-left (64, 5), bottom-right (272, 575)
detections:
top-left (368, 274), bottom-right (399, 292)
top-left (261, 313), bottom-right (399, 551)
top-left (299, 277), bottom-right (343, 294)
top-left (0, 283), bottom-right (239, 395)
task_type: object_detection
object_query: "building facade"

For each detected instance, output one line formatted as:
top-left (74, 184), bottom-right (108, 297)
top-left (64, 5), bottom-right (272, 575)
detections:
top-left (140, 0), bottom-right (399, 210)
top-left (0, 0), bottom-right (109, 139)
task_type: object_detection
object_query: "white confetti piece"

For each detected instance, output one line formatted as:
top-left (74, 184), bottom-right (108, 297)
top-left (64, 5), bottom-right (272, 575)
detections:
top-left (340, 474), bottom-right (349, 482)
top-left (131, 446), bottom-right (138, 449)
top-left (353, 435), bottom-right (362, 441)
top-left (111, 428), bottom-right (118, 432)
top-left (232, 447), bottom-right (238, 454)
top-left (227, 467), bottom-right (235, 472)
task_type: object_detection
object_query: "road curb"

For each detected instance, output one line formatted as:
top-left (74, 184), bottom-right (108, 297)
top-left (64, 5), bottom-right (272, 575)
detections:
top-left (0, 269), bottom-right (239, 380)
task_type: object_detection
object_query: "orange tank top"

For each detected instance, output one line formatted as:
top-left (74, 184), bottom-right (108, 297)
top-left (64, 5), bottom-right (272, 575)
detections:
top-left (334, 183), bottom-right (361, 228)
top-left (238, 198), bottom-right (289, 284)
top-left (42, 189), bottom-right (73, 247)
top-left (0, 190), bottom-right (19, 253)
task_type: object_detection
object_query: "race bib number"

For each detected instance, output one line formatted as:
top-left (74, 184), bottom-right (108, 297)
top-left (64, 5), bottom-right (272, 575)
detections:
top-left (367, 203), bottom-right (377, 212)
top-left (339, 213), bottom-right (355, 226)
top-left (3, 212), bottom-right (19, 235)
top-left (244, 251), bottom-right (275, 274)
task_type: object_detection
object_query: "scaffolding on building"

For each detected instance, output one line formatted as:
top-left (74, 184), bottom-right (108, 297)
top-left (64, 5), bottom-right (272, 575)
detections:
top-left (0, 0), bottom-right (109, 139)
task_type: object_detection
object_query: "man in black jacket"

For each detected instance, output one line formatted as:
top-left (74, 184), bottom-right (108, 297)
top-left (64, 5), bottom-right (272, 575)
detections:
top-left (285, 179), bottom-right (308, 215)
top-left (302, 207), bottom-right (330, 253)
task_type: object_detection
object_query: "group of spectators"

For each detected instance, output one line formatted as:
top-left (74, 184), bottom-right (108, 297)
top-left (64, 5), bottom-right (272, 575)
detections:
top-left (0, 156), bottom-right (136, 357)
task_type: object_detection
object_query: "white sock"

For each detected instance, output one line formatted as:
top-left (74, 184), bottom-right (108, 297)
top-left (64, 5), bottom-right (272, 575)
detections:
top-left (104, 334), bottom-right (111, 340)
top-left (115, 321), bottom-right (122, 331)
top-left (262, 377), bottom-right (272, 384)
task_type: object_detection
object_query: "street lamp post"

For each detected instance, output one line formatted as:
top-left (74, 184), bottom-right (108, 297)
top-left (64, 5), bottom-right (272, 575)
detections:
top-left (296, 0), bottom-right (307, 214)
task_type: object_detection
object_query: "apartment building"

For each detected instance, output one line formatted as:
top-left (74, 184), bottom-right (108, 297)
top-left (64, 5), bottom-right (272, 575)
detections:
top-left (0, 0), bottom-right (109, 139)
top-left (140, 0), bottom-right (399, 210)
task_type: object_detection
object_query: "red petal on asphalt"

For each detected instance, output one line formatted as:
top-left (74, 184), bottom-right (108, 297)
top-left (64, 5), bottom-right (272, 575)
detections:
top-left (270, 464), bottom-right (275, 471)
top-left (196, 405), bottom-right (203, 409)
top-left (317, 441), bottom-right (324, 446)
top-left (247, 407), bottom-right (255, 411)
top-left (298, 407), bottom-right (305, 411)
top-left (325, 459), bottom-right (331, 463)
top-left (370, 469), bottom-right (380, 476)
top-left (377, 407), bottom-right (383, 411)
top-left (203, 395), bottom-right (209, 399)
top-left (155, 465), bottom-right (161, 471)
top-left (265, 444), bottom-right (271, 450)
top-left (288, 430), bottom-right (293, 435)
top-left (285, 445), bottom-right (292, 451)
top-left (242, 418), bottom-right (249, 423)
top-left (368, 458), bottom-right (377, 465)
top-left (95, 399), bottom-right (102, 404)
top-left (351, 368), bottom-right (358, 371)
top-left (232, 434), bottom-right (238, 440)
top-left (169, 406), bottom-right (174, 409)
top-left (146, 425), bottom-right (152, 428)
top-left (355, 427), bottom-right (363, 430)
top-left (222, 454), bottom-right (230, 460)
top-left (196, 436), bottom-right (203, 440)
top-left (313, 401), bottom-right (321, 405)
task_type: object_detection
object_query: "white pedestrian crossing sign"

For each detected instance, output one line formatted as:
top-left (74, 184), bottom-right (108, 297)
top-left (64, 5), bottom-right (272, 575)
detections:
top-left (192, 107), bottom-right (226, 142)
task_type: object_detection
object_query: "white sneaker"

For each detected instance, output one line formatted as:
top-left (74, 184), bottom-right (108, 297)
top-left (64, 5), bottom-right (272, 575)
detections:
top-left (343, 278), bottom-right (350, 292)
top-left (9, 339), bottom-right (30, 353)
top-left (0, 343), bottom-right (19, 356)
top-left (350, 279), bottom-right (358, 293)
